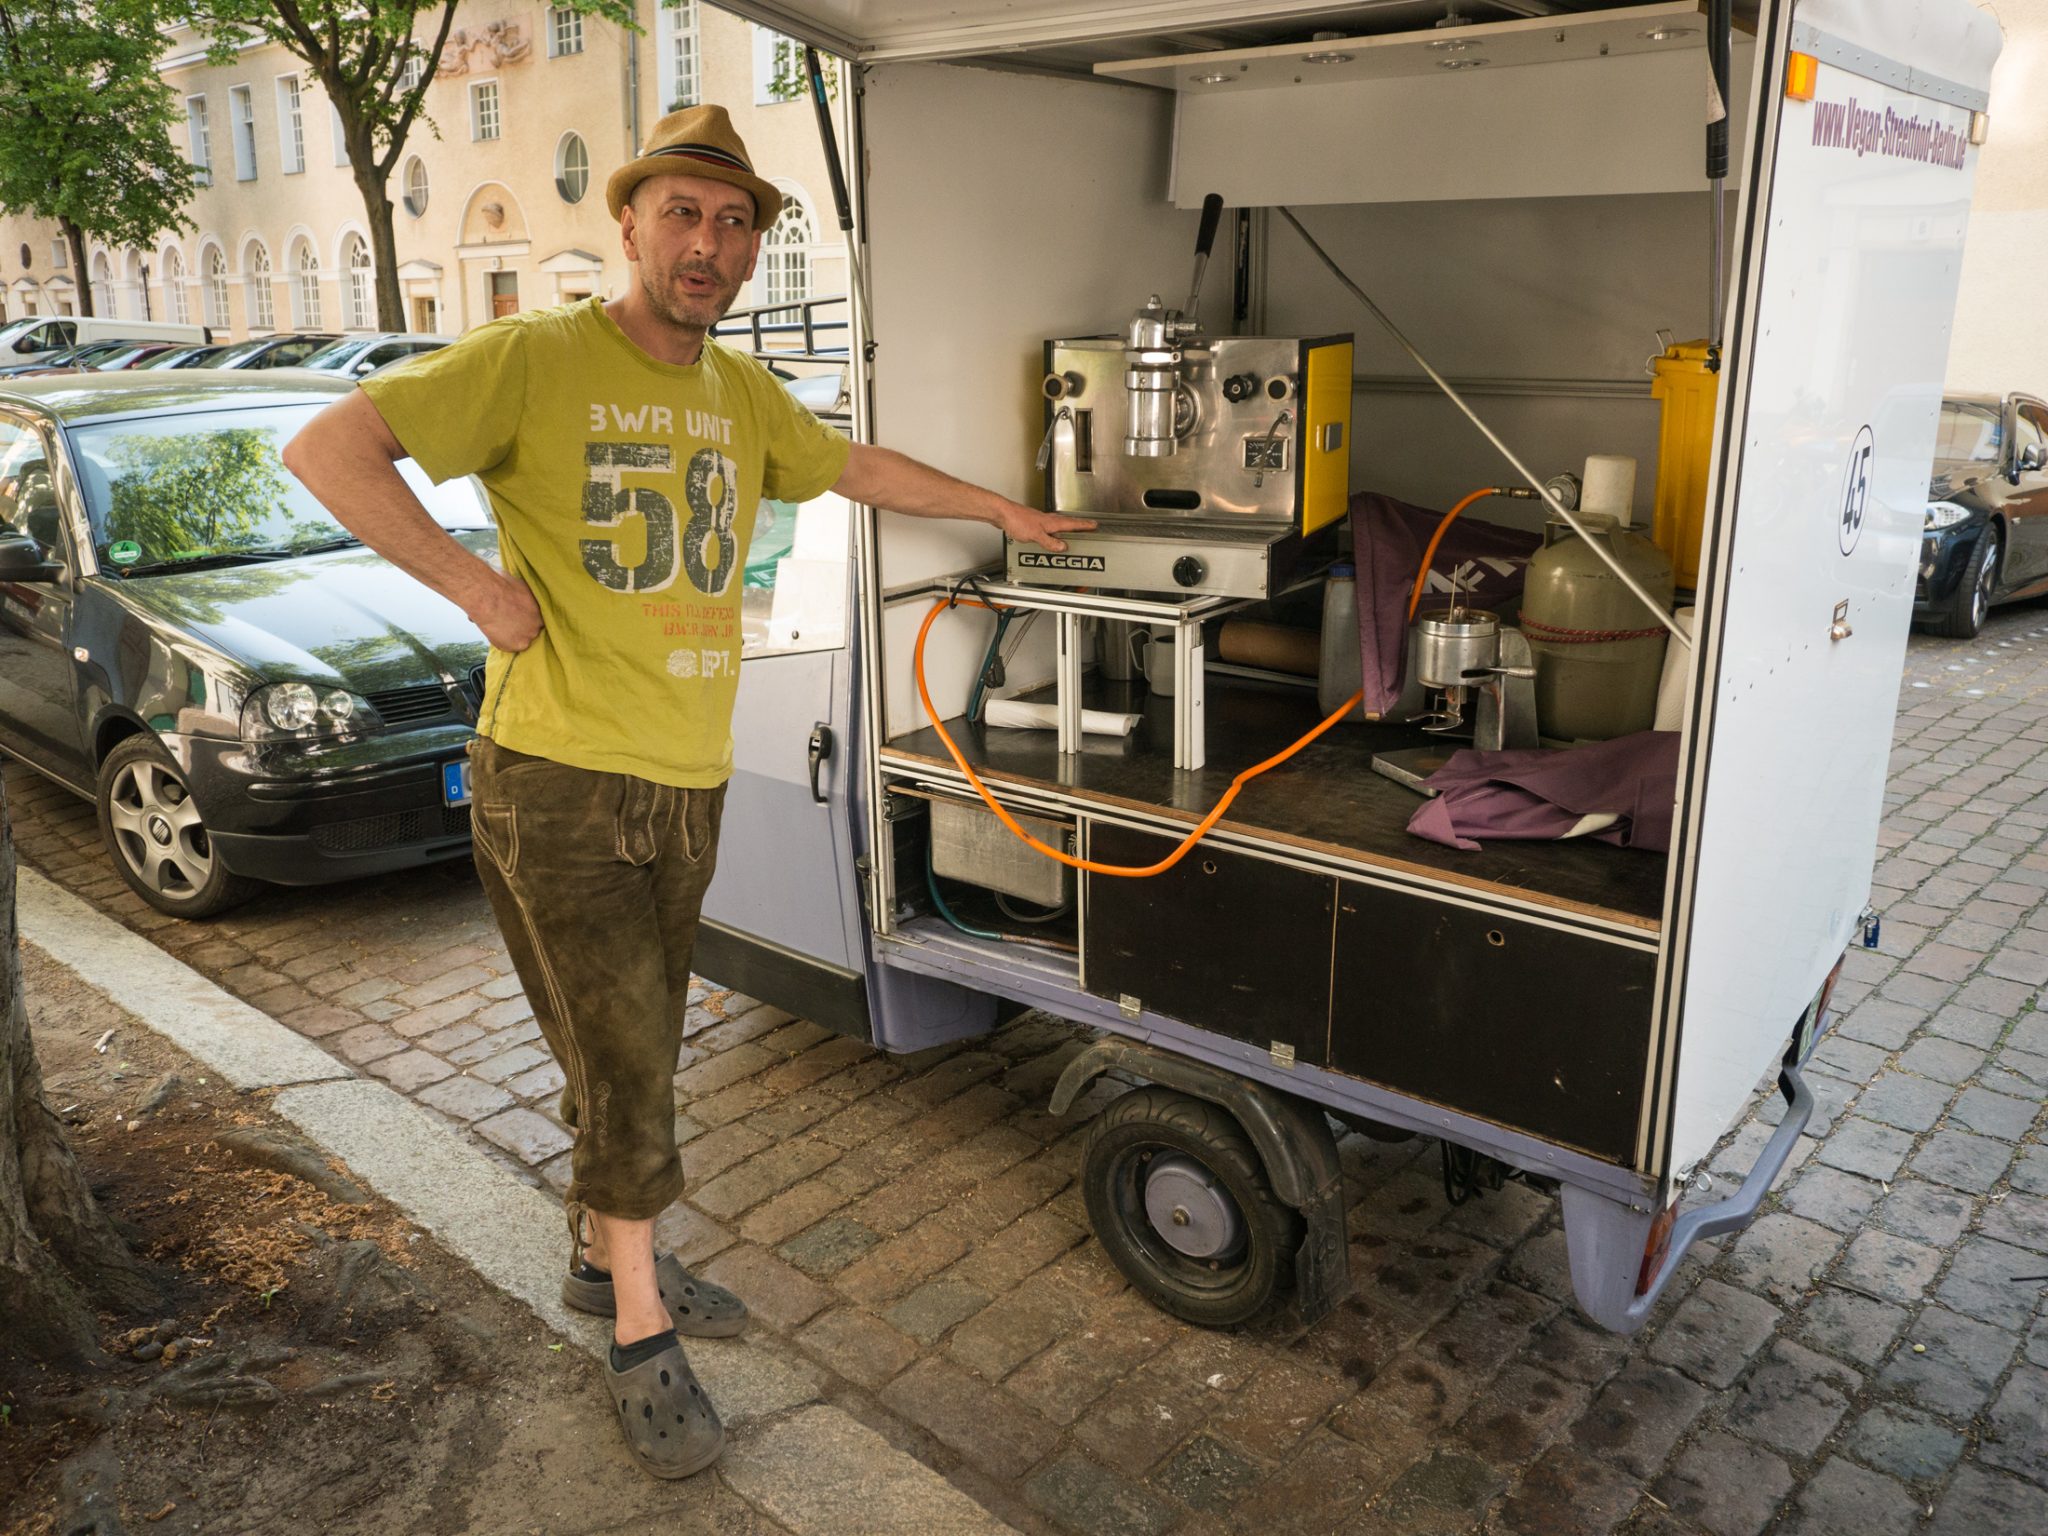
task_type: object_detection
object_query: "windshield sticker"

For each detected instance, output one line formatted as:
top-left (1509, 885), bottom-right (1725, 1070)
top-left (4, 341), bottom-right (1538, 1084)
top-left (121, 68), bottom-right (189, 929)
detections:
top-left (108, 540), bottom-right (142, 566)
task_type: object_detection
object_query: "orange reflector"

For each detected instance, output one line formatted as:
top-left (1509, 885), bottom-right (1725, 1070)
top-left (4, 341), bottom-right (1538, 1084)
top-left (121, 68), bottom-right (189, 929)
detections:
top-left (1785, 51), bottom-right (1819, 101)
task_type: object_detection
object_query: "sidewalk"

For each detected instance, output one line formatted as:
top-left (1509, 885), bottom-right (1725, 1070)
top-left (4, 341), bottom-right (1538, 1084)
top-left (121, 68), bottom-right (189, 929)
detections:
top-left (17, 867), bottom-right (1016, 1536)
top-left (7, 614), bottom-right (2048, 1534)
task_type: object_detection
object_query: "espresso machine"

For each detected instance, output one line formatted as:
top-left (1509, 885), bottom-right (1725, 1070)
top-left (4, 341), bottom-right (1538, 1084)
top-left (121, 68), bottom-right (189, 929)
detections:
top-left (1010, 195), bottom-right (1355, 602)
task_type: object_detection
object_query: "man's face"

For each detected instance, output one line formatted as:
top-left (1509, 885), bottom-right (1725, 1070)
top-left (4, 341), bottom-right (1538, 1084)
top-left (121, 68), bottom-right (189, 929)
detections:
top-left (621, 173), bottom-right (762, 331)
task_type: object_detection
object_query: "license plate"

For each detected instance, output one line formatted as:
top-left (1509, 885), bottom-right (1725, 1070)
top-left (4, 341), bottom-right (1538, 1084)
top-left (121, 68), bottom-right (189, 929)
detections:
top-left (442, 758), bottom-right (473, 807)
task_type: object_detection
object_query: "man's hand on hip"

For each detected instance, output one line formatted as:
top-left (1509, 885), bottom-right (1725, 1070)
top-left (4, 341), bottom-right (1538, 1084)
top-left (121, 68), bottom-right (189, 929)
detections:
top-left (468, 570), bottom-right (544, 652)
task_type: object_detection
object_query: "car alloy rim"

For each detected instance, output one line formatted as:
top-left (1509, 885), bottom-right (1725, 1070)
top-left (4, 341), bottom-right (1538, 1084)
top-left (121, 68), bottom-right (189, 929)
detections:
top-left (107, 759), bottom-right (213, 895)
top-left (1974, 547), bottom-right (1995, 627)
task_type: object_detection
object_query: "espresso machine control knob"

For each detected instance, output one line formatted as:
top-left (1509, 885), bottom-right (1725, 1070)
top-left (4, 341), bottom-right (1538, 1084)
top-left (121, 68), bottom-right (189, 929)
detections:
top-left (1172, 556), bottom-right (1206, 589)
top-left (1222, 372), bottom-right (1259, 403)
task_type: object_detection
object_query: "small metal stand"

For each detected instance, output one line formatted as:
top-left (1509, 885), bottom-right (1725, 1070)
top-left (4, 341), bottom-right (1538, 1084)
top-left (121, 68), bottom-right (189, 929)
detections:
top-left (948, 579), bottom-right (1248, 770)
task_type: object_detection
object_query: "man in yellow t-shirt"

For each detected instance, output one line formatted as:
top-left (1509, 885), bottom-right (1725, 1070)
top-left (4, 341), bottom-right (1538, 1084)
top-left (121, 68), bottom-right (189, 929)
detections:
top-left (284, 104), bottom-right (1091, 1480)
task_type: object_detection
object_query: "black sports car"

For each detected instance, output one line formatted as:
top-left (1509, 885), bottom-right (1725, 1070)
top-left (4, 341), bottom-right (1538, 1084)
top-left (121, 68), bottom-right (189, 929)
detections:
top-left (1914, 392), bottom-right (2048, 639)
top-left (0, 373), bottom-right (492, 917)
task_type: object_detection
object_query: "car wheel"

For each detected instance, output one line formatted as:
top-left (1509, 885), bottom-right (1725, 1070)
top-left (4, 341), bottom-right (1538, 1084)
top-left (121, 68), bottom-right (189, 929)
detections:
top-left (1080, 1086), bottom-right (1301, 1328)
top-left (96, 735), bottom-right (260, 919)
top-left (1933, 525), bottom-right (2000, 640)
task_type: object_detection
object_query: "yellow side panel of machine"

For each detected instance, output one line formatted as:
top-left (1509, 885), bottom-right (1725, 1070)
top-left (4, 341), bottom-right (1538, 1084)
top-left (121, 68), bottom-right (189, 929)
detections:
top-left (1649, 339), bottom-right (1720, 590)
top-left (1301, 339), bottom-right (1354, 536)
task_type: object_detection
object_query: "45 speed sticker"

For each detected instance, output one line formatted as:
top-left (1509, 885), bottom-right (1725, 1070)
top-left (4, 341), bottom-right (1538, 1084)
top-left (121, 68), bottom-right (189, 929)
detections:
top-left (1838, 425), bottom-right (1874, 556)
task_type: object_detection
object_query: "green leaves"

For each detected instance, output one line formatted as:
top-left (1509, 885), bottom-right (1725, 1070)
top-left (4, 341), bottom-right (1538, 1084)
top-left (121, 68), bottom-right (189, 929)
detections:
top-left (0, 0), bottom-right (199, 275)
top-left (103, 426), bottom-right (295, 562)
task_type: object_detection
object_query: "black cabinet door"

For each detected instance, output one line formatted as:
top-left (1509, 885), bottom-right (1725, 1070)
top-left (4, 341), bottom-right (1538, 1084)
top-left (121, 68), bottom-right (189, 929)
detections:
top-left (1084, 823), bottom-right (1336, 1068)
top-left (1330, 881), bottom-right (1654, 1165)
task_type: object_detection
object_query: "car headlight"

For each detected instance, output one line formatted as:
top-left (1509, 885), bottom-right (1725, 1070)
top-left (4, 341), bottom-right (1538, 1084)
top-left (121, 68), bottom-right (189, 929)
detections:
top-left (1925, 501), bottom-right (1971, 531)
top-left (241, 682), bottom-right (376, 742)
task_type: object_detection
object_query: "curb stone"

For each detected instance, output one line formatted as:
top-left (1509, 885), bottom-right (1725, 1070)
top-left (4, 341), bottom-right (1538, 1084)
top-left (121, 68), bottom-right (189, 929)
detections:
top-left (16, 876), bottom-right (1016, 1535)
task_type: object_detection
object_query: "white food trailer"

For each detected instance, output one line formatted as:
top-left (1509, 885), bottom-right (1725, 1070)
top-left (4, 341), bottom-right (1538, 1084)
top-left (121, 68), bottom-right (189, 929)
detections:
top-left (693, 0), bottom-right (2001, 1332)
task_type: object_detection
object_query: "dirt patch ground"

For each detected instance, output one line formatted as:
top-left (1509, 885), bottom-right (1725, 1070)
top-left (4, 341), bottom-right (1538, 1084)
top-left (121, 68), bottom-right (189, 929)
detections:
top-left (0, 945), bottom-right (781, 1536)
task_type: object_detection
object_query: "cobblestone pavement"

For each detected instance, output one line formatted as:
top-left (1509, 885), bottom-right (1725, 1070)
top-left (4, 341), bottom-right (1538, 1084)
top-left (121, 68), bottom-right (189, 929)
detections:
top-left (8, 610), bottom-right (2048, 1536)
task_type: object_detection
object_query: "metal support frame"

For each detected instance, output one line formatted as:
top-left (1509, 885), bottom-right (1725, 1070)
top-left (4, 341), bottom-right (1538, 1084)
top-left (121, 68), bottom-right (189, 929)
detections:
top-left (945, 577), bottom-right (1246, 771)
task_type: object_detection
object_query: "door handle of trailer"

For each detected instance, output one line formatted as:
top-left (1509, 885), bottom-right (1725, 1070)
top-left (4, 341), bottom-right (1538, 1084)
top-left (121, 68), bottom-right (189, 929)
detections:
top-left (808, 723), bottom-right (833, 804)
top-left (1624, 1060), bottom-right (1814, 1327)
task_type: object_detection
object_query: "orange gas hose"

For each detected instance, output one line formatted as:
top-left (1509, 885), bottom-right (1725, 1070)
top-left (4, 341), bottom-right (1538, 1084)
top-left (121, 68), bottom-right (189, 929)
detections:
top-left (914, 598), bottom-right (1363, 879)
top-left (1407, 488), bottom-right (1505, 622)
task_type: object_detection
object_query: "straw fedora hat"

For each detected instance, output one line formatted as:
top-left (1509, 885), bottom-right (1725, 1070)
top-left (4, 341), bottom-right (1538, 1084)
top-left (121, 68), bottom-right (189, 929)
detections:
top-left (605, 105), bottom-right (784, 229)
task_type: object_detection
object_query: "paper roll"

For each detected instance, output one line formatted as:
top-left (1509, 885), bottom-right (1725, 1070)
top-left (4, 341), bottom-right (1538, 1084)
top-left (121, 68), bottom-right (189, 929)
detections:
top-left (1653, 606), bottom-right (1697, 731)
top-left (984, 698), bottom-right (1142, 737)
top-left (1582, 454), bottom-right (1639, 519)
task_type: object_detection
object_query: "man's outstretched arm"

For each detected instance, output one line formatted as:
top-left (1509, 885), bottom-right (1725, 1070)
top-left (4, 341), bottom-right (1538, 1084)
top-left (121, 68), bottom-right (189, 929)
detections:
top-left (833, 443), bottom-right (1095, 552)
top-left (282, 391), bottom-right (542, 652)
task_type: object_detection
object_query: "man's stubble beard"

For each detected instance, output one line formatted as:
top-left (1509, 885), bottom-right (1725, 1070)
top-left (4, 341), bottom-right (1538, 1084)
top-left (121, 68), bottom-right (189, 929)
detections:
top-left (638, 259), bottom-right (743, 334)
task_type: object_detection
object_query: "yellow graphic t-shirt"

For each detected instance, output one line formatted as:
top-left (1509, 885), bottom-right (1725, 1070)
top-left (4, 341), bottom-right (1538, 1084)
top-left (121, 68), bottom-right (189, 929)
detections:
top-left (361, 299), bottom-right (850, 788)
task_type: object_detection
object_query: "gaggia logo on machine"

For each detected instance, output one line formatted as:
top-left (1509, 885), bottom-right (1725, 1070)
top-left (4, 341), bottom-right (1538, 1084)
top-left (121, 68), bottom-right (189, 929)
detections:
top-left (1839, 425), bottom-right (1874, 556)
top-left (1018, 552), bottom-right (1107, 572)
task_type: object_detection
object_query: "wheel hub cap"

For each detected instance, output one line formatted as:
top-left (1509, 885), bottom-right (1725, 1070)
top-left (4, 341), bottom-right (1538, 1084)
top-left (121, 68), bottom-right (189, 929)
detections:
top-left (147, 814), bottom-right (173, 846)
top-left (1143, 1154), bottom-right (1243, 1260)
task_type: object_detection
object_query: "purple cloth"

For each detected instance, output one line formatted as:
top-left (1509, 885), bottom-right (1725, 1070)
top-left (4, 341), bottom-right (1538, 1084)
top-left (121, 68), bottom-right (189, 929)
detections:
top-left (1350, 494), bottom-right (1541, 716)
top-left (1408, 731), bottom-right (1681, 854)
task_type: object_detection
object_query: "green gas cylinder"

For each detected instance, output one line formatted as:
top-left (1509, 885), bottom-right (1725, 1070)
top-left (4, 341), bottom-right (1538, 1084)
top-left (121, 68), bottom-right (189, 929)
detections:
top-left (1521, 512), bottom-right (1675, 742)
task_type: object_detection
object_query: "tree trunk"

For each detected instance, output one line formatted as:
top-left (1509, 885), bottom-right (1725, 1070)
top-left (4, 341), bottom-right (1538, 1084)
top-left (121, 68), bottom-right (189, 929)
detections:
top-left (353, 157), bottom-right (406, 332)
top-left (60, 219), bottom-right (91, 318)
top-left (0, 777), bottom-right (157, 1366)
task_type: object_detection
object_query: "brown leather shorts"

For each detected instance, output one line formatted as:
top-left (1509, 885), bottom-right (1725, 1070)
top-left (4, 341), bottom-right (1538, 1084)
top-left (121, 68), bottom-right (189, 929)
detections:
top-left (467, 736), bottom-right (726, 1222)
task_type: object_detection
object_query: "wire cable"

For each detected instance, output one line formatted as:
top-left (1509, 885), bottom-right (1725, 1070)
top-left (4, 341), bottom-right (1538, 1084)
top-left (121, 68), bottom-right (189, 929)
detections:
top-left (1407, 488), bottom-right (1506, 623)
top-left (916, 597), bottom-right (1363, 879)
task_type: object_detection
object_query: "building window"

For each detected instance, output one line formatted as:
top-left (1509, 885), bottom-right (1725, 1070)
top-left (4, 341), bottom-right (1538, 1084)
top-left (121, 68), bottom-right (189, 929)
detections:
top-left (411, 295), bottom-right (438, 332)
top-left (205, 247), bottom-right (229, 329)
top-left (399, 48), bottom-right (426, 94)
top-left (344, 235), bottom-right (373, 329)
top-left (470, 79), bottom-right (500, 141)
top-left (276, 74), bottom-right (305, 174)
top-left (162, 248), bottom-right (187, 324)
top-left (762, 198), bottom-right (813, 318)
top-left (186, 95), bottom-right (211, 185)
top-left (50, 241), bottom-right (65, 269)
top-left (247, 243), bottom-right (274, 330)
top-left (555, 133), bottom-right (589, 204)
top-left (330, 102), bottom-right (349, 166)
top-left (752, 24), bottom-right (804, 105)
top-left (292, 241), bottom-right (322, 328)
top-left (547, 7), bottom-right (583, 57)
top-left (230, 85), bottom-right (257, 180)
top-left (489, 270), bottom-right (518, 319)
top-left (659, 0), bottom-right (700, 112)
top-left (402, 157), bottom-right (429, 216)
top-left (90, 252), bottom-right (113, 317)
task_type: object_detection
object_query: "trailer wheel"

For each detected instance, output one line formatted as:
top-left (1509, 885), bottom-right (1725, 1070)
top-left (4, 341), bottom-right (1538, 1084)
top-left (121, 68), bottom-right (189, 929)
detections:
top-left (1081, 1086), bottom-right (1301, 1328)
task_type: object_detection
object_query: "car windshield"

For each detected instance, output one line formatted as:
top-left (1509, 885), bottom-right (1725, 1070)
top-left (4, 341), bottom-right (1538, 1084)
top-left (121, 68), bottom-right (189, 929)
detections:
top-left (299, 338), bottom-right (369, 370)
top-left (135, 347), bottom-right (206, 369)
top-left (207, 338), bottom-right (277, 367)
top-left (1936, 402), bottom-right (2002, 464)
top-left (68, 402), bottom-right (491, 569)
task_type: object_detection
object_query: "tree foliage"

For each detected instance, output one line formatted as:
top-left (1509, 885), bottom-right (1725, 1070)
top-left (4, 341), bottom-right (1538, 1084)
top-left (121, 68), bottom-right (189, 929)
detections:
top-left (190, 0), bottom-right (634, 329)
top-left (0, 0), bottom-right (199, 314)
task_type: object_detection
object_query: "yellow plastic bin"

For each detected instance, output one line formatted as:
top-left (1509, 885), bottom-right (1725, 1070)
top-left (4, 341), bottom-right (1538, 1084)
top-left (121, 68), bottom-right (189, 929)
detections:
top-left (1649, 340), bottom-right (1720, 592)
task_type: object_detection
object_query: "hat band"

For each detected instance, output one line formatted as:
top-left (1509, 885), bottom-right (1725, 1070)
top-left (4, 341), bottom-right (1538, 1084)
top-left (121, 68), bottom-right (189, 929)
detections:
top-left (647, 143), bottom-right (756, 175)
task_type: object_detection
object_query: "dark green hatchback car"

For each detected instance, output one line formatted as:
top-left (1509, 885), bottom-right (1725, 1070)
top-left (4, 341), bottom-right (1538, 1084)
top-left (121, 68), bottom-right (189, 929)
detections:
top-left (0, 372), bottom-right (493, 917)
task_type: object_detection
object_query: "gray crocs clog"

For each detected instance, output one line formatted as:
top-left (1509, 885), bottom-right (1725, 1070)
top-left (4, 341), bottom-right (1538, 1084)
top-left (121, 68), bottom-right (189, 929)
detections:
top-left (562, 1250), bottom-right (750, 1338)
top-left (607, 1334), bottom-right (725, 1479)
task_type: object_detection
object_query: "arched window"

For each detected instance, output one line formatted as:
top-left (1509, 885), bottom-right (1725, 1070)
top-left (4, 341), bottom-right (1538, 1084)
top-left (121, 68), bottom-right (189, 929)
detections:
top-left (204, 247), bottom-right (230, 330)
top-left (90, 251), bottom-right (113, 317)
top-left (403, 157), bottom-right (429, 217)
top-left (761, 199), bottom-right (813, 320)
top-left (162, 248), bottom-right (187, 325)
top-left (246, 243), bottom-right (275, 330)
top-left (343, 234), bottom-right (373, 329)
top-left (291, 240), bottom-right (322, 328)
top-left (555, 133), bottom-right (589, 204)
